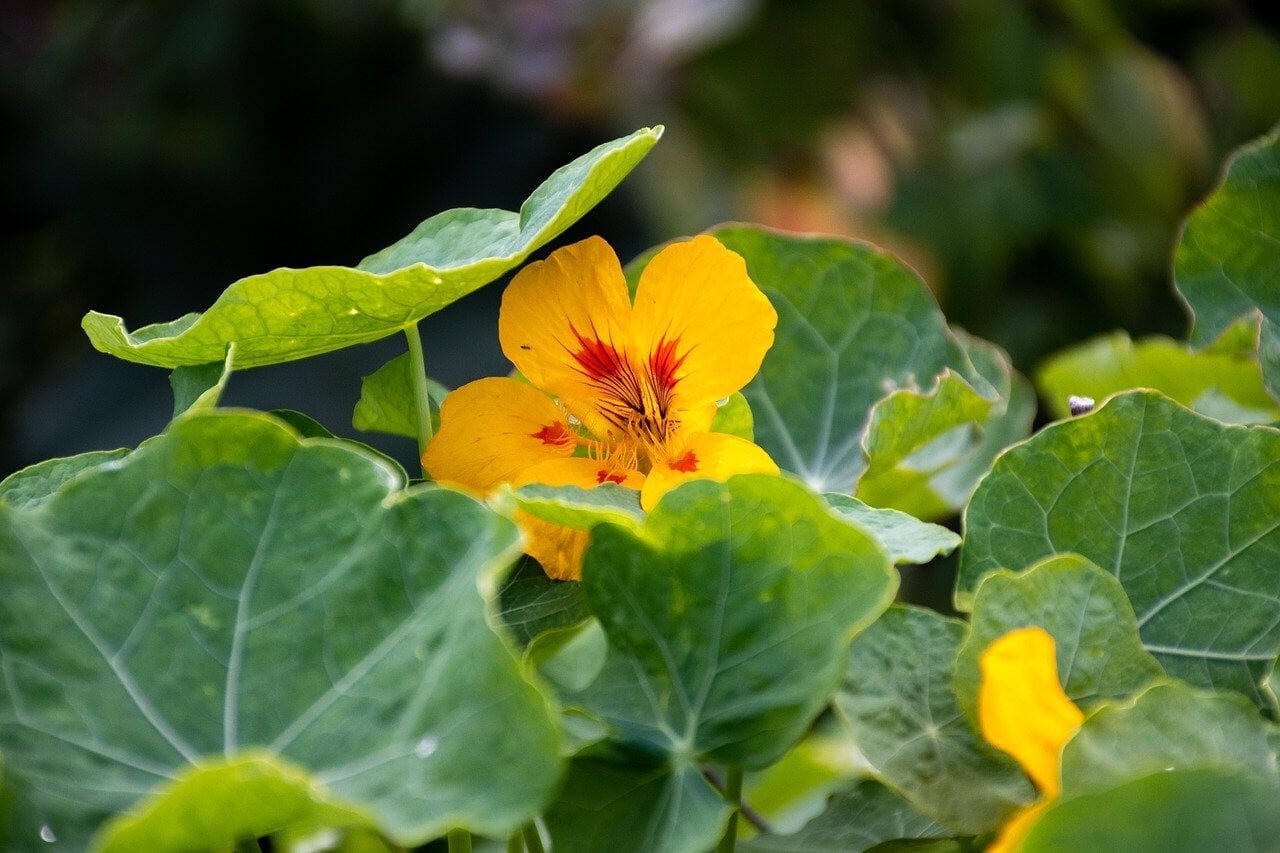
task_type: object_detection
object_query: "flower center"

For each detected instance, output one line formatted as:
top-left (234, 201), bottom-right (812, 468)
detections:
top-left (570, 328), bottom-right (686, 465)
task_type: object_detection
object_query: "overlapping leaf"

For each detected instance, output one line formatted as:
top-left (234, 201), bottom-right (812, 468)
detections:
top-left (709, 226), bottom-right (1024, 514)
top-left (1173, 125), bottom-right (1280, 403)
top-left (836, 606), bottom-right (1032, 834)
top-left (960, 391), bottom-right (1280, 708)
top-left (82, 127), bottom-right (661, 369)
top-left (0, 411), bottom-right (561, 849)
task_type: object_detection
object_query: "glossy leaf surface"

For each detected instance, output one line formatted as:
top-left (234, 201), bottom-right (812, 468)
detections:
top-left (0, 411), bottom-right (561, 847)
top-left (83, 128), bottom-right (661, 369)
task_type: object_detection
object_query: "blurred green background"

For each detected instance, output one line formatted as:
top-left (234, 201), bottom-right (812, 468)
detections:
top-left (5, 0), bottom-right (1280, 477)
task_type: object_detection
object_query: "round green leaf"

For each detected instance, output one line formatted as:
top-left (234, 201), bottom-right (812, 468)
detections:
top-left (952, 555), bottom-right (1165, 722)
top-left (578, 474), bottom-right (898, 769)
top-left (82, 127), bottom-right (661, 369)
top-left (959, 391), bottom-right (1280, 707)
top-left (0, 411), bottom-right (561, 847)
top-left (709, 226), bottom-right (1001, 495)
top-left (1036, 331), bottom-right (1279, 423)
top-left (837, 606), bottom-right (1032, 834)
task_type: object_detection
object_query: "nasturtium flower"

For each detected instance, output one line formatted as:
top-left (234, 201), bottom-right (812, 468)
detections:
top-left (423, 235), bottom-right (780, 580)
top-left (978, 626), bottom-right (1084, 852)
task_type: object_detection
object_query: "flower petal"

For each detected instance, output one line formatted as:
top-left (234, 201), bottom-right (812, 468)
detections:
top-left (422, 377), bottom-right (575, 493)
top-left (639, 431), bottom-right (779, 511)
top-left (630, 235), bottom-right (777, 415)
top-left (987, 799), bottom-right (1052, 853)
top-left (499, 236), bottom-right (635, 420)
top-left (513, 457), bottom-right (644, 581)
top-left (978, 627), bottom-right (1083, 798)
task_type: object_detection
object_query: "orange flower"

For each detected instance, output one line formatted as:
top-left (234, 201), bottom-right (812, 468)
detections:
top-left (423, 235), bottom-right (779, 579)
top-left (978, 627), bottom-right (1085, 852)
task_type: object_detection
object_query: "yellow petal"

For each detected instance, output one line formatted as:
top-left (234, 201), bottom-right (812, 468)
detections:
top-left (630, 235), bottom-right (777, 416)
top-left (639, 431), bottom-right (779, 511)
top-left (498, 236), bottom-right (635, 418)
top-left (978, 627), bottom-right (1083, 799)
top-left (987, 799), bottom-right (1052, 853)
top-left (421, 377), bottom-right (576, 493)
top-left (513, 457), bottom-right (644, 581)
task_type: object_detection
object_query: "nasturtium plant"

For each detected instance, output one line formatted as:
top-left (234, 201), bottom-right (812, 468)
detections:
top-left (5, 122), bottom-right (1280, 851)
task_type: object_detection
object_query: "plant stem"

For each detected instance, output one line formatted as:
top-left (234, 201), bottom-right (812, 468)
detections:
top-left (715, 766), bottom-right (744, 853)
top-left (447, 828), bottom-right (473, 853)
top-left (507, 830), bottom-right (525, 853)
top-left (522, 821), bottom-right (546, 853)
top-left (404, 322), bottom-right (434, 467)
top-left (233, 839), bottom-right (263, 853)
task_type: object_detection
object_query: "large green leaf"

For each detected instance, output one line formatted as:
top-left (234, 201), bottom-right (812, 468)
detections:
top-left (709, 226), bottom-right (1002, 496)
top-left (836, 606), bottom-right (1032, 834)
top-left (0, 411), bottom-right (561, 848)
top-left (952, 555), bottom-right (1165, 723)
top-left (959, 391), bottom-right (1280, 708)
top-left (576, 474), bottom-right (897, 772)
top-left (1036, 331), bottom-right (1280, 423)
top-left (741, 779), bottom-right (948, 853)
top-left (1174, 126), bottom-right (1280, 403)
top-left (82, 127), bottom-right (661, 369)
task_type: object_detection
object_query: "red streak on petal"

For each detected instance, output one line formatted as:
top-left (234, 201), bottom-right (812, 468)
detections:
top-left (597, 470), bottom-right (628, 485)
top-left (649, 337), bottom-right (686, 394)
top-left (572, 331), bottom-right (627, 381)
top-left (531, 422), bottom-right (572, 446)
top-left (669, 449), bottom-right (699, 473)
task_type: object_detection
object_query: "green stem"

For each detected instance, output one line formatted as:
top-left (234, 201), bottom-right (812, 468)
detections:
top-left (715, 766), bottom-right (744, 853)
top-left (447, 828), bottom-right (473, 853)
top-left (507, 830), bottom-right (525, 853)
top-left (234, 839), bottom-right (263, 853)
top-left (522, 821), bottom-right (546, 853)
top-left (404, 322), bottom-right (435, 467)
